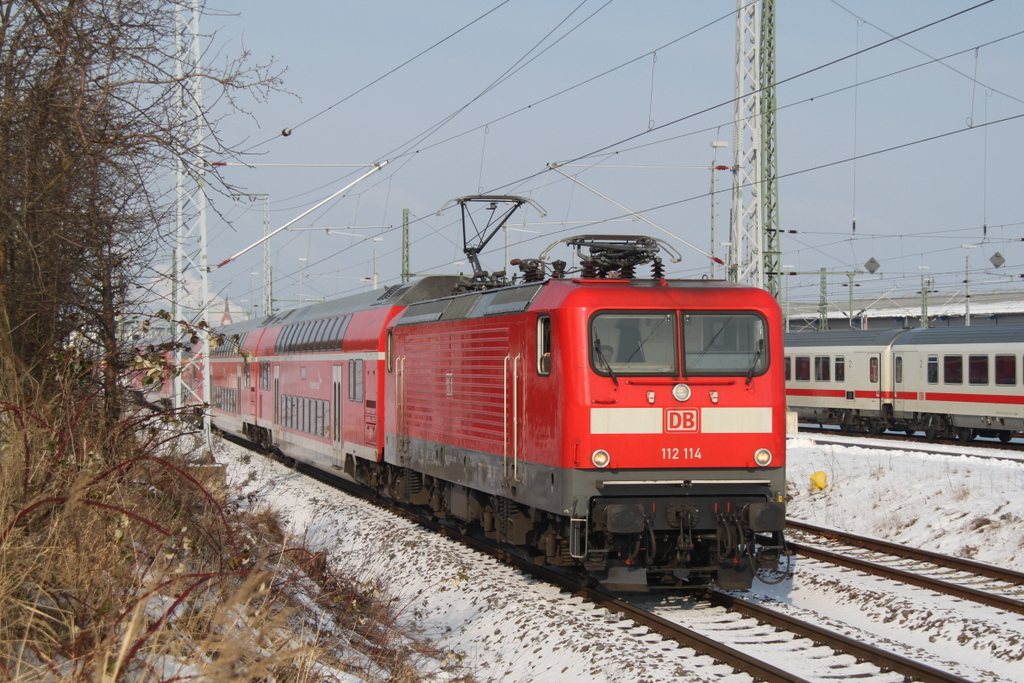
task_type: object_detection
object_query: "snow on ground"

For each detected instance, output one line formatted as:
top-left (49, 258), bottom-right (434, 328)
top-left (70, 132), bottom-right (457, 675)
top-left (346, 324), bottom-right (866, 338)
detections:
top-left (218, 435), bottom-right (1024, 682)
top-left (763, 435), bottom-right (1024, 682)
top-left (785, 435), bottom-right (1024, 572)
top-left (221, 442), bottom-right (738, 683)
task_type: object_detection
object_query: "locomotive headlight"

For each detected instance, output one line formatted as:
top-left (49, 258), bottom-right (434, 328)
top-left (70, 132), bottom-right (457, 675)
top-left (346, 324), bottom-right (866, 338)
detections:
top-left (591, 449), bottom-right (611, 468)
top-left (753, 448), bottom-right (773, 467)
top-left (672, 383), bottom-right (691, 402)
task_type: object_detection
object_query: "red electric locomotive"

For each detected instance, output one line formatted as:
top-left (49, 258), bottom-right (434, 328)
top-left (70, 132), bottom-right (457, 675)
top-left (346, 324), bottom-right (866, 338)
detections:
top-left (206, 202), bottom-right (787, 591)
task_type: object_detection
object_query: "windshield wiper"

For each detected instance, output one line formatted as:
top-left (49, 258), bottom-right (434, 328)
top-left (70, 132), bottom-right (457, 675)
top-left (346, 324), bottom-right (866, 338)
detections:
top-left (594, 338), bottom-right (619, 387)
top-left (746, 338), bottom-right (764, 385)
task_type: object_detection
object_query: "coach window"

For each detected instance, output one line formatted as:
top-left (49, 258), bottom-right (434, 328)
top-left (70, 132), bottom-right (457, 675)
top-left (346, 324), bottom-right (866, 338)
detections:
top-left (308, 319), bottom-right (327, 351)
top-left (299, 321), bottom-right (313, 352)
top-left (327, 316), bottom-right (346, 350)
top-left (944, 355), bottom-right (963, 384)
top-left (286, 323), bottom-right (302, 353)
top-left (927, 355), bottom-right (938, 384)
top-left (869, 357), bottom-right (878, 384)
top-left (835, 356), bottom-right (845, 382)
top-left (284, 323), bottom-right (300, 353)
top-left (995, 355), bottom-right (1016, 385)
top-left (348, 359), bottom-right (364, 402)
top-left (814, 356), bottom-right (830, 381)
top-left (311, 319), bottom-right (327, 350)
top-left (795, 356), bottom-right (810, 381)
top-left (969, 355), bottom-right (989, 385)
top-left (301, 320), bottom-right (317, 352)
top-left (322, 316), bottom-right (339, 350)
top-left (537, 314), bottom-right (551, 375)
top-left (895, 357), bottom-right (902, 384)
top-left (784, 356), bottom-right (791, 381)
top-left (299, 321), bottom-right (319, 352)
top-left (276, 325), bottom-right (288, 353)
top-left (284, 323), bottom-right (299, 352)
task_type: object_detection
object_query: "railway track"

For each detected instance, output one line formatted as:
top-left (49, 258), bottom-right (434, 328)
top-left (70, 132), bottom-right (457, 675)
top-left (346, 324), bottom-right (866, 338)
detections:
top-left (343, 477), bottom-right (976, 682)
top-left (786, 519), bottom-right (1024, 616)
top-left (225, 431), bottom-right (979, 683)
top-left (797, 424), bottom-right (1024, 459)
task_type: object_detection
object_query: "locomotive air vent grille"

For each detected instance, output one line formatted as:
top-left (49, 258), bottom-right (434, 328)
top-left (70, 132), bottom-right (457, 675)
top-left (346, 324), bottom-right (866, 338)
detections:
top-left (472, 284), bottom-right (543, 317)
top-left (374, 284), bottom-right (403, 302)
top-left (398, 299), bottom-right (451, 325)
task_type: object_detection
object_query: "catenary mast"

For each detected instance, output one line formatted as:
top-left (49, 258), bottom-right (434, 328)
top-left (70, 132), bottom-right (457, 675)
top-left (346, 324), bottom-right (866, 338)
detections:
top-left (729, 0), bottom-right (779, 298)
top-left (173, 0), bottom-right (212, 449)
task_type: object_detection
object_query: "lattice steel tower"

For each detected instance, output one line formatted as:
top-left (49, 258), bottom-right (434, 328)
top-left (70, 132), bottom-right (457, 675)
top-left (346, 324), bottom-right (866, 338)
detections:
top-left (729, 0), bottom-right (780, 298)
top-left (172, 0), bottom-right (212, 447)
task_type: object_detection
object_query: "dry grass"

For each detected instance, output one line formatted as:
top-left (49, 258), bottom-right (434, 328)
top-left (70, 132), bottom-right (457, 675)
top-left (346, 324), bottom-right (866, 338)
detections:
top-left (0, 384), bottom-right (471, 682)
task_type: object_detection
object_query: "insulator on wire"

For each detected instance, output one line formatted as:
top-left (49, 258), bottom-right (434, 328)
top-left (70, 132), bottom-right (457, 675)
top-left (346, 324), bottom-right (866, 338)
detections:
top-left (511, 258), bottom-right (544, 283)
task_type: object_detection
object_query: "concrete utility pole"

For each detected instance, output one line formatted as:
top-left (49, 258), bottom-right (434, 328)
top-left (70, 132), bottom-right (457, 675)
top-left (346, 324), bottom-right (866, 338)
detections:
top-left (730, 0), bottom-right (779, 297)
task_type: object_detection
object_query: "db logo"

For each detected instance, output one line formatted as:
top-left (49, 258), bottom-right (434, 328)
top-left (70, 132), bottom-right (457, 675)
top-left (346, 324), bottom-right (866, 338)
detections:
top-left (665, 409), bottom-right (698, 432)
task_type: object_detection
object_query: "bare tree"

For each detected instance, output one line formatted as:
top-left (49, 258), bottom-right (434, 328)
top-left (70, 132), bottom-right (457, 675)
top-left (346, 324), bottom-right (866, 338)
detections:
top-left (0, 0), bottom-right (280, 420)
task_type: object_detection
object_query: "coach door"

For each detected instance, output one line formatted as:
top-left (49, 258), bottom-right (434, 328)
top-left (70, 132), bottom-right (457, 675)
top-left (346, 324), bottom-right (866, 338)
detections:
top-left (332, 364), bottom-right (344, 467)
top-left (868, 353), bottom-right (883, 411)
top-left (893, 354), bottom-right (906, 414)
top-left (273, 364), bottom-right (280, 426)
top-left (236, 368), bottom-right (243, 416)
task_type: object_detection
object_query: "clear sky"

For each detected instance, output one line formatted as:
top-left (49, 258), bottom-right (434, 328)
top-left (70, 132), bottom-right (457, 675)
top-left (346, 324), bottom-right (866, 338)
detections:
top-left (192, 0), bottom-right (1024, 317)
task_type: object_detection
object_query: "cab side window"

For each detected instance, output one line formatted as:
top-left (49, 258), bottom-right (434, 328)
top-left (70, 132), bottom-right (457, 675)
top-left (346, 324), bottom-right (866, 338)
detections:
top-left (537, 315), bottom-right (551, 375)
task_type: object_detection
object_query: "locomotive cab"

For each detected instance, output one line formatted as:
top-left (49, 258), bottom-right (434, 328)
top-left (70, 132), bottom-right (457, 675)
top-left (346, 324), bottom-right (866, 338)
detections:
top-left (377, 234), bottom-right (789, 592)
top-left (558, 281), bottom-right (788, 591)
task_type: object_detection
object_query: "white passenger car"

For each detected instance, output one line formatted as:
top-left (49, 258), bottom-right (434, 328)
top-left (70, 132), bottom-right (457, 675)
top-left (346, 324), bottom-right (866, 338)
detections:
top-left (785, 327), bottom-right (1024, 442)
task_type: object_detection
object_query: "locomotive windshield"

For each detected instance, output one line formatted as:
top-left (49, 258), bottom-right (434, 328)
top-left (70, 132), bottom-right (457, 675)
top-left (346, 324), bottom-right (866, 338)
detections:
top-left (591, 313), bottom-right (677, 376)
top-left (683, 313), bottom-right (767, 376)
top-left (590, 311), bottom-right (768, 377)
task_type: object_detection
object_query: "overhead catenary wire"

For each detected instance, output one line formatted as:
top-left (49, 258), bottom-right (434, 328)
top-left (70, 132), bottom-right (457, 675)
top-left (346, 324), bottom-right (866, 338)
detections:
top-left (213, 1), bottom-right (1020, 306)
top-left (492, 0), bottom-right (998, 193)
top-left (239, 0), bottom-right (516, 154)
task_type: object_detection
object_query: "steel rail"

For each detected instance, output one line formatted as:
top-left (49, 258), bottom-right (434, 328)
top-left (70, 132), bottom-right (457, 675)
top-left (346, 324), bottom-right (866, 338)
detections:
top-left (787, 534), bottom-right (1024, 616)
top-left (796, 425), bottom-right (1024, 460)
top-left (788, 519), bottom-right (1024, 586)
top-left (704, 590), bottom-right (974, 683)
